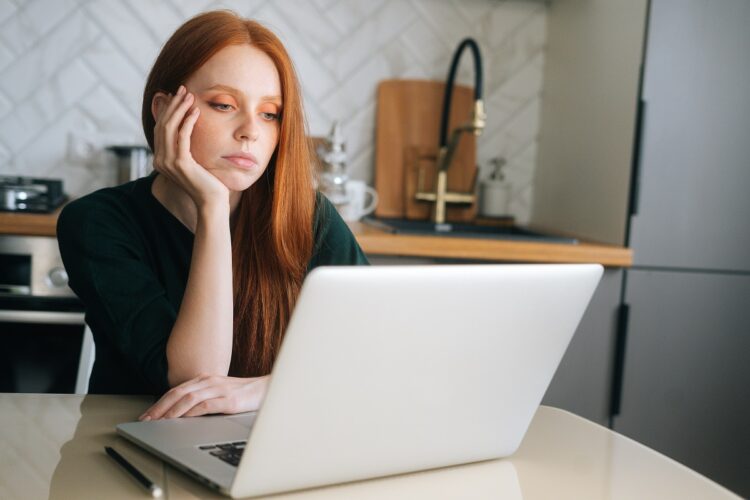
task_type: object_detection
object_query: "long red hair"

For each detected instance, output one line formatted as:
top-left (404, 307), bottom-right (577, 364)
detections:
top-left (141, 10), bottom-right (315, 376)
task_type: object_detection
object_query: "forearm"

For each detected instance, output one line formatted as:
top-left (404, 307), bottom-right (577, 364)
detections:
top-left (166, 202), bottom-right (233, 386)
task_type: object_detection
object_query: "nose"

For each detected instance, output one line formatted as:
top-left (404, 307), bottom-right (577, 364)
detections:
top-left (234, 112), bottom-right (259, 142)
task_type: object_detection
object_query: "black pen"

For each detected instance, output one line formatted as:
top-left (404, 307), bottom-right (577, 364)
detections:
top-left (105, 446), bottom-right (163, 498)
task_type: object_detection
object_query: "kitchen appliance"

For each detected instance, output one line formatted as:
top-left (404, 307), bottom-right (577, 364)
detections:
top-left (0, 176), bottom-right (66, 213)
top-left (106, 145), bottom-right (152, 184)
top-left (0, 234), bottom-right (92, 394)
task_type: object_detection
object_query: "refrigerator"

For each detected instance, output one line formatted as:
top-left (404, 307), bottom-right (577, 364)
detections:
top-left (611, 0), bottom-right (750, 496)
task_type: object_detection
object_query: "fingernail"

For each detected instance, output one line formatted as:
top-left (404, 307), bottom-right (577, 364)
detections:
top-left (177, 85), bottom-right (185, 95)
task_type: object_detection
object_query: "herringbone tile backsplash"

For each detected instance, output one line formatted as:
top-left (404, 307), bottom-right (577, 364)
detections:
top-left (0, 0), bottom-right (546, 223)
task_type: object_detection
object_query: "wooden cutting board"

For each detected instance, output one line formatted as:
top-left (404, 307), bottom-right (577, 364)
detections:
top-left (374, 79), bottom-right (478, 221)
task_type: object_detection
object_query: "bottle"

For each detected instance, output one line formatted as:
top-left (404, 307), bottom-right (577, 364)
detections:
top-left (319, 121), bottom-right (349, 206)
top-left (479, 157), bottom-right (511, 217)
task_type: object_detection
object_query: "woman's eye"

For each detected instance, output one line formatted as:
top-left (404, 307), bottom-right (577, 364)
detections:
top-left (261, 112), bottom-right (279, 121)
top-left (210, 103), bottom-right (233, 111)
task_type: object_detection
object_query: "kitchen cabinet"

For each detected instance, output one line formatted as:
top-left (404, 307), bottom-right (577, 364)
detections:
top-left (541, 268), bottom-right (621, 426)
top-left (615, 270), bottom-right (750, 496)
top-left (531, 0), bottom-right (648, 246)
top-left (533, 0), bottom-right (750, 496)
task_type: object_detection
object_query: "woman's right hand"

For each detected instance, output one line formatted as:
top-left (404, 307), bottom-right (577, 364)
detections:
top-left (152, 84), bottom-right (230, 210)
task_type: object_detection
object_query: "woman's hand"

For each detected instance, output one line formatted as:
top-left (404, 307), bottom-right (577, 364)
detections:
top-left (152, 84), bottom-right (229, 209)
top-left (139, 374), bottom-right (271, 420)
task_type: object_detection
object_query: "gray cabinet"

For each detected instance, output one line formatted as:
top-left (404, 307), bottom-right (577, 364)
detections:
top-left (612, 1), bottom-right (750, 496)
top-left (534, 0), bottom-right (750, 496)
top-left (628, 0), bottom-right (750, 271)
top-left (614, 270), bottom-right (750, 496)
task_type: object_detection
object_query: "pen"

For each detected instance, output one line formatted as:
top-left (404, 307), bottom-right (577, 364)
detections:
top-left (105, 446), bottom-right (163, 498)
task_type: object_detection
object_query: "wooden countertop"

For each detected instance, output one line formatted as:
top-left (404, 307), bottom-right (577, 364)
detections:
top-left (0, 210), bottom-right (632, 268)
top-left (0, 207), bottom-right (63, 236)
top-left (349, 221), bottom-right (632, 267)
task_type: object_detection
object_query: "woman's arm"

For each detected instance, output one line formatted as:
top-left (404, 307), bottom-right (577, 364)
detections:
top-left (151, 86), bottom-right (235, 386)
top-left (166, 202), bottom-right (233, 386)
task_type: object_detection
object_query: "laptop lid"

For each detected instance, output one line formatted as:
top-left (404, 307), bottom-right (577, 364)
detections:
top-left (231, 263), bottom-right (603, 498)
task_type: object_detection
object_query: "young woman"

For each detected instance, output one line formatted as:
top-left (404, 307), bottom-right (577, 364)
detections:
top-left (57, 11), bottom-right (368, 420)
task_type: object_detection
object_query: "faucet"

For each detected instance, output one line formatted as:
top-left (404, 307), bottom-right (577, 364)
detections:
top-left (415, 37), bottom-right (485, 224)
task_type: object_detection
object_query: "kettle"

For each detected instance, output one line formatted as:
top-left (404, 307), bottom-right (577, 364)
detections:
top-left (106, 145), bottom-right (152, 184)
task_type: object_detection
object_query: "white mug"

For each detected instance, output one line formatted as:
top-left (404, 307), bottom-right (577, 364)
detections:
top-left (337, 180), bottom-right (378, 222)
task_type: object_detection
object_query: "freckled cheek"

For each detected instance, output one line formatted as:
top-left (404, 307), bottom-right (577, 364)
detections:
top-left (189, 118), bottom-right (221, 165)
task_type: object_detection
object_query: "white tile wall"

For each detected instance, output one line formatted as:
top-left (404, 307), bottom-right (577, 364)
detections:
top-left (0, 0), bottom-right (547, 224)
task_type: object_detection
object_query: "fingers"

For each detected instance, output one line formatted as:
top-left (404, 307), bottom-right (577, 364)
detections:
top-left (152, 85), bottom-right (196, 177)
top-left (160, 386), bottom-right (224, 419)
top-left (139, 375), bottom-right (214, 420)
top-left (177, 106), bottom-right (200, 159)
top-left (182, 396), bottom-right (232, 418)
top-left (137, 376), bottom-right (270, 421)
top-left (164, 90), bottom-right (195, 137)
top-left (155, 85), bottom-right (187, 125)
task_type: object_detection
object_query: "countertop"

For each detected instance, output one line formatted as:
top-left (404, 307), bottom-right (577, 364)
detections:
top-left (0, 209), bottom-right (632, 267)
top-left (0, 393), bottom-right (737, 499)
top-left (348, 221), bottom-right (632, 267)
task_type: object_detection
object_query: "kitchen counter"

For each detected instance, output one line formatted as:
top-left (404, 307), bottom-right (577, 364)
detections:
top-left (348, 221), bottom-right (632, 267)
top-left (0, 206), bottom-right (63, 236)
top-left (0, 210), bottom-right (632, 268)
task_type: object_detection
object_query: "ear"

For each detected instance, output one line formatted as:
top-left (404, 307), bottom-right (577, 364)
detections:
top-left (151, 92), bottom-right (169, 122)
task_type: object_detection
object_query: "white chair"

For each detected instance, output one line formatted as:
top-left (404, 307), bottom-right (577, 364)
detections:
top-left (74, 325), bottom-right (95, 394)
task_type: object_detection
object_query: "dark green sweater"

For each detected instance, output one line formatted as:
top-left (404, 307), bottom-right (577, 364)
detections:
top-left (57, 174), bottom-right (368, 396)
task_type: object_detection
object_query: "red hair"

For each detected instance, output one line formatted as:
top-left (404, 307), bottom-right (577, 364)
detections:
top-left (142, 10), bottom-right (315, 376)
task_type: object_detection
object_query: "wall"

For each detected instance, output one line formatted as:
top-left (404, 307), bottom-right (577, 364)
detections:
top-left (0, 0), bottom-right (547, 224)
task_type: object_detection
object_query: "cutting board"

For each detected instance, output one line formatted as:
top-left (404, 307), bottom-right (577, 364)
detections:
top-left (374, 80), bottom-right (478, 221)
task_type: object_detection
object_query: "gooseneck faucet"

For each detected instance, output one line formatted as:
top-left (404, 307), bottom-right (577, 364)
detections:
top-left (415, 37), bottom-right (486, 224)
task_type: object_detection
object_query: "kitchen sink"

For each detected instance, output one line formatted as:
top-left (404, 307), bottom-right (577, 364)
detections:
top-left (362, 217), bottom-right (578, 244)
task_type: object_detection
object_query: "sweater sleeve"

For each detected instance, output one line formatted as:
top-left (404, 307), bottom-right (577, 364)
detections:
top-left (57, 197), bottom-right (173, 395)
top-left (308, 193), bottom-right (370, 270)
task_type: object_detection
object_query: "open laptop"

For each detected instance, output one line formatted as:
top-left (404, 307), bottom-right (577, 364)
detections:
top-left (117, 263), bottom-right (603, 498)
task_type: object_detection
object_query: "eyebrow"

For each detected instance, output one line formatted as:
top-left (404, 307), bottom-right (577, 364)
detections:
top-left (204, 84), bottom-right (282, 103)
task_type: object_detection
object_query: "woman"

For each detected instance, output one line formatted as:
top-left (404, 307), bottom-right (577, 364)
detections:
top-left (57, 11), bottom-right (368, 420)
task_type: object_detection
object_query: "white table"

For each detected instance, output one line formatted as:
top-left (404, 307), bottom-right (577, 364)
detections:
top-left (0, 394), bottom-right (739, 499)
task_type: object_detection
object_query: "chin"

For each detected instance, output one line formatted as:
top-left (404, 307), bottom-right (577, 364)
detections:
top-left (212, 169), bottom-right (262, 193)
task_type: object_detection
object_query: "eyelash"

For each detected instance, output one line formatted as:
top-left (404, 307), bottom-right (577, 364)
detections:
top-left (208, 103), bottom-right (280, 121)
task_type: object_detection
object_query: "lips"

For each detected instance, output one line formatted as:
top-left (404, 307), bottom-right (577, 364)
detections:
top-left (222, 152), bottom-right (258, 169)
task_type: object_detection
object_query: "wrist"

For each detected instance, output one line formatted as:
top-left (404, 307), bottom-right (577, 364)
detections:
top-left (196, 198), bottom-right (230, 221)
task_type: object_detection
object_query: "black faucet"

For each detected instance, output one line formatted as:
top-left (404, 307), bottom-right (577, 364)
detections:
top-left (439, 37), bottom-right (485, 149)
top-left (414, 38), bottom-right (485, 224)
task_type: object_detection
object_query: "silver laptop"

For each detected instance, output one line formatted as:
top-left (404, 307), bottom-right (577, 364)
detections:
top-left (117, 263), bottom-right (603, 498)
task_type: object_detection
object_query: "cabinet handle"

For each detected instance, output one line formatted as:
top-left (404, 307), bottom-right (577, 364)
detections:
top-left (609, 303), bottom-right (630, 422)
top-left (628, 100), bottom-right (646, 217)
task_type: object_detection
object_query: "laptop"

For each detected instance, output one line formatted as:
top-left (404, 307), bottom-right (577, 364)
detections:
top-left (117, 263), bottom-right (603, 498)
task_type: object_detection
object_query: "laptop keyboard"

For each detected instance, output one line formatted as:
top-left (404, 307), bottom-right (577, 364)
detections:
top-left (198, 440), bottom-right (246, 467)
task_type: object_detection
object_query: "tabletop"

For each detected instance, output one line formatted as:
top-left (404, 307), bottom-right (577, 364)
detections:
top-left (0, 393), bottom-right (737, 499)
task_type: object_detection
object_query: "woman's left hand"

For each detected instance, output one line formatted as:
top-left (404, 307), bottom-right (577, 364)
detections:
top-left (139, 374), bottom-right (271, 420)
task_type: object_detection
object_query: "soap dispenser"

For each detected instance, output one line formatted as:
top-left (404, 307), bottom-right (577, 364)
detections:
top-left (479, 157), bottom-right (511, 217)
top-left (319, 121), bottom-right (349, 206)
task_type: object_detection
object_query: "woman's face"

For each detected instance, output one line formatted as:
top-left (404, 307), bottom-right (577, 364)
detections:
top-left (156, 44), bottom-right (283, 193)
